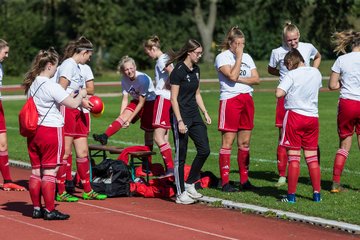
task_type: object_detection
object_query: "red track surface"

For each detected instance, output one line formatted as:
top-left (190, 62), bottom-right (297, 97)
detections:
top-left (0, 167), bottom-right (358, 240)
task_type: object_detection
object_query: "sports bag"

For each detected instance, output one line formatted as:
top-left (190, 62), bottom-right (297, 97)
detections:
top-left (91, 158), bottom-right (131, 197)
top-left (18, 82), bottom-right (46, 137)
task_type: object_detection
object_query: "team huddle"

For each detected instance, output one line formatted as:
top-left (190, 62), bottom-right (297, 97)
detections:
top-left (0, 22), bottom-right (359, 219)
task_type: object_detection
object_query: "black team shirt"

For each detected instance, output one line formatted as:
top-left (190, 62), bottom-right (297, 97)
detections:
top-left (170, 61), bottom-right (200, 118)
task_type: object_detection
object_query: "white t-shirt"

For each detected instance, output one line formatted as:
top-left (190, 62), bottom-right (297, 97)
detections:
top-left (278, 66), bottom-right (322, 117)
top-left (215, 49), bottom-right (256, 100)
top-left (154, 54), bottom-right (171, 100)
top-left (79, 64), bottom-right (94, 113)
top-left (28, 76), bottom-right (69, 127)
top-left (331, 52), bottom-right (360, 101)
top-left (58, 58), bottom-right (85, 94)
top-left (0, 63), bottom-right (3, 99)
top-left (269, 42), bottom-right (318, 82)
top-left (121, 71), bottom-right (156, 101)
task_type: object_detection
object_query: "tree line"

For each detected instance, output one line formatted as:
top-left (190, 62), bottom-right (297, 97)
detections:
top-left (0, 0), bottom-right (358, 75)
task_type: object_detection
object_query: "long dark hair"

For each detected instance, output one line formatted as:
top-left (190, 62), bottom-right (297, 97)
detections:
top-left (166, 39), bottom-right (202, 67)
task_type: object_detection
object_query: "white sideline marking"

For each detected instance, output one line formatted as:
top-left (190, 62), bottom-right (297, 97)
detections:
top-left (0, 215), bottom-right (82, 239)
top-left (78, 202), bottom-right (239, 240)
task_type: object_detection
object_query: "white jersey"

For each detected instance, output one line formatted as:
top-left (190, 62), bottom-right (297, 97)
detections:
top-left (0, 63), bottom-right (3, 99)
top-left (278, 66), bottom-right (322, 117)
top-left (79, 64), bottom-right (94, 113)
top-left (28, 76), bottom-right (69, 127)
top-left (215, 49), bottom-right (256, 100)
top-left (121, 71), bottom-right (156, 101)
top-left (269, 42), bottom-right (318, 82)
top-left (331, 52), bottom-right (360, 101)
top-left (154, 54), bottom-right (171, 99)
top-left (58, 58), bottom-right (85, 94)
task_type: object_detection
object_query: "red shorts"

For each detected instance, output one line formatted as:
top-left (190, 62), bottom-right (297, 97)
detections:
top-left (126, 100), bottom-right (154, 131)
top-left (275, 96), bottom-right (285, 128)
top-left (63, 107), bottom-right (89, 138)
top-left (218, 93), bottom-right (254, 132)
top-left (337, 98), bottom-right (360, 138)
top-left (280, 110), bottom-right (319, 150)
top-left (27, 126), bottom-right (64, 169)
top-left (0, 101), bottom-right (6, 133)
top-left (152, 96), bottom-right (171, 129)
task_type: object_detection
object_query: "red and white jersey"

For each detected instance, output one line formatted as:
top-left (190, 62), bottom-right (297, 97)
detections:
top-left (79, 64), bottom-right (94, 113)
top-left (0, 63), bottom-right (3, 99)
top-left (278, 66), bottom-right (322, 117)
top-left (154, 53), bottom-right (171, 100)
top-left (332, 52), bottom-right (360, 101)
top-left (58, 58), bottom-right (85, 94)
top-left (121, 71), bottom-right (156, 101)
top-left (269, 42), bottom-right (318, 82)
top-left (28, 76), bottom-right (69, 127)
top-left (215, 49), bottom-right (256, 100)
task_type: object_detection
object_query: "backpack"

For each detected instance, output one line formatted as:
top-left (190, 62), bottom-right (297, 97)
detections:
top-left (91, 158), bottom-right (131, 197)
top-left (18, 82), bottom-right (45, 137)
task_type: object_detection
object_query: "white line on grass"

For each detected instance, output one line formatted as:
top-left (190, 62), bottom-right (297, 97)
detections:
top-left (78, 202), bottom-right (239, 240)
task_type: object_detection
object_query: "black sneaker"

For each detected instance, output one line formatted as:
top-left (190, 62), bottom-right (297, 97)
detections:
top-left (32, 208), bottom-right (44, 219)
top-left (240, 181), bottom-right (257, 191)
top-left (93, 133), bottom-right (108, 145)
top-left (222, 183), bottom-right (238, 192)
top-left (65, 180), bottom-right (75, 194)
top-left (44, 210), bottom-right (70, 220)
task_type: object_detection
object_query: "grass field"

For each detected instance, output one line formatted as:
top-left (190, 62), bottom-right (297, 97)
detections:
top-left (2, 60), bottom-right (360, 225)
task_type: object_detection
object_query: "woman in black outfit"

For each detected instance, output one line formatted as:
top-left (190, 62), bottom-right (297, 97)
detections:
top-left (168, 39), bottom-right (211, 204)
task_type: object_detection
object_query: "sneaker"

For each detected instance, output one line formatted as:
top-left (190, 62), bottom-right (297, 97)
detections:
top-left (82, 190), bottom-right (107, 200)
top-left (175, 191), bottom-right (195, 205)
top-left (185, 183), bottom-right (202, 199)
top-left (281, 193), bottom-right (296, 203)
top-left (240, 181), bottom-right (257, 191)
top-left (65, 180), bottom-right (75, 194)
top-left (56, 192), bottom-right (79, 202)
top-left (275, 176), bottom-right (287, 187)
top-left (330, 182), bottom-right (346, 193)
top-left (313, 192), bottom-right (321, 202)
top-left (32, 208), bottom-right (44, 219)
top-left (221, 183), bottom-right (238, 192)
top-left (2, 182), bottom-right (26, 191)
top-left (43, 210), bottom-right (70, 220)
top-left (93, 133), bottom-right (108, 145)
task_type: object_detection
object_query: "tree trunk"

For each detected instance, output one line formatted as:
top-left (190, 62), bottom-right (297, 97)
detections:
top-left (193, 0), bottom-right (217, 63)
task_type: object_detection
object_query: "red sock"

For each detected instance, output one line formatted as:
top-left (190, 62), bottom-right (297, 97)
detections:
top-left (29, 174), bottom-right (42, 208)
top-left (332, 149), bottom-right (348, 183)
top-left (0, 151), bottom-right (11, 181)
top-left (306, 155), bottom-right (321, 192)
top-left (41, 175), bottom-right (56, 212)
top-left (104, 118), bottom-right (123, 137)
top-left (66, 154), bottom-right (73, 181)
top-left (237, 147), bottom-right (250, 184)
top-left (159, 143), bottom-right (174, 170)
top-left (219, 148), bottom-right (231, 186)
top-left (56, 160), bottom-right (67, 195)
top-left (287, 155), bottom-right (301, 194)
top-left (76, 157), bottom-right (92, 193)
top-left (277, 145), bottom-right (288, 177)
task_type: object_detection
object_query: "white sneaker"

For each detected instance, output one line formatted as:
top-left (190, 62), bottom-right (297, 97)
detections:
top-left (185, 183), bottom-right (203, 199)
top-left (175, 191), bottom-right (195, 205)
top-left (275, 176), bottom-right (287, 187)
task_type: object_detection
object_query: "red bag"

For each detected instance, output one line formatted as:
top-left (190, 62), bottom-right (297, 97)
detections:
top-left (18, 96), bottom-right (38, 137)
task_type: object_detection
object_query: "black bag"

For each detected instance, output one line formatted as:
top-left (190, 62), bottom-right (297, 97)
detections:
top-left (91, 158), bottom-right (131, 197)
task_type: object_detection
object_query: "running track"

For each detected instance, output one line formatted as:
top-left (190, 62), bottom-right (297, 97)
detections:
top-left (0, 167), bottom-right (358, 240)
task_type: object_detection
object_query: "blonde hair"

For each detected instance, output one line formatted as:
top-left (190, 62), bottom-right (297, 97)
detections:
top-left (0, 39), bottom-right (8, 51)
top-left (219, 26), bottom-right (245, 51)
top-left (143, 35), bottom-right (161, 50)
top-left (332, 30), bottom-right (360, 54)
top-left (282, 21), bottom-right (300, 44)
top-left (117, 55), bottom-right (136, 73)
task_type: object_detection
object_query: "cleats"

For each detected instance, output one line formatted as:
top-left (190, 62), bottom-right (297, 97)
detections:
top-left (330, 182), bottom-right (346, 193)
top-left (2, 182), bottom-right (26, 191)
top-left (240, 181), bottom-right (257, 191)
top-left (275, 176), bottom-right (287, 187)
top-left (175, 191), bottom-right (195, 205)
top-left (44, 210), bottom-right (70, 220)
top-left (56, 192), bottom-right (79, 202)
top-left (313, 192), bottom-right (321, 202)
top-left (93, 133), bottom-right (108, 145)
top-left (82, 190), bottom-right (107, 200)
top-left (221, 183), bottom-right (237, 192)
top-left (65, 180), bottom-right (75, 194)
top-left (185, 183), bottom-right (202, 199)
top-left (281, 193), bottom-right (296, 203)
top-left (32, 208), bottom-right (44, 219)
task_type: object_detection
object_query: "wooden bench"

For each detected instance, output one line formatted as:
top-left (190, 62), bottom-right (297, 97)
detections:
top-left (88, 144), bottom-right (156, 182)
